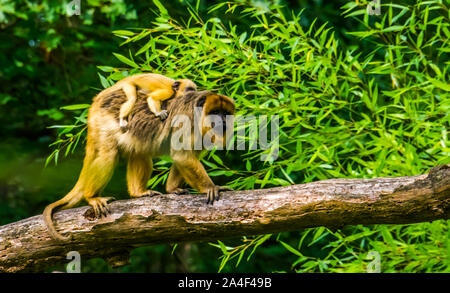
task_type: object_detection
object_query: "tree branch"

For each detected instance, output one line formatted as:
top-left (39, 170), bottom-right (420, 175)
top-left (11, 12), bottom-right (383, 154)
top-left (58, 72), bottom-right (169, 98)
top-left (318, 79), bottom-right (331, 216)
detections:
top-left (1, 165), bottom-right (449, 272)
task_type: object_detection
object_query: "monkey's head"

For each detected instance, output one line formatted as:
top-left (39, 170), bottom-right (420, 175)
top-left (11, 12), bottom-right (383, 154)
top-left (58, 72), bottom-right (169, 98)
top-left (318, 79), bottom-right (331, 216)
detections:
top-left (195, 91), bottom-right (235, 149)
top-left (172, 79), bottom-right (197, 97)
top-left (165, 90), bottom-right (235, 151)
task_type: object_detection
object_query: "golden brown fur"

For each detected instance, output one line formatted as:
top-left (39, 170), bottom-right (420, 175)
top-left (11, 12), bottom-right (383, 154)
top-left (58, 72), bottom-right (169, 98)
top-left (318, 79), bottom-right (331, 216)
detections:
top-left (44, 88), bottom-right (235, 241)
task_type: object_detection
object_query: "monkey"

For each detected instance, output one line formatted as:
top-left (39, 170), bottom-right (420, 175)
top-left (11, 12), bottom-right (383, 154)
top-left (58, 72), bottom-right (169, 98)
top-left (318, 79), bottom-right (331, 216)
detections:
top-left (104, 73), bottom-right (197, 127)
top-left (43, 87), bottom-right (235, 241)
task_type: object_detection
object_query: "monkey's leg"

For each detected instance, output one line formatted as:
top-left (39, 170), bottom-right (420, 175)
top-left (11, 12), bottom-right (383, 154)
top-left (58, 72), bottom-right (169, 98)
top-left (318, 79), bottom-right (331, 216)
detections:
top-left (146, 89), bottom-right (172, 120)
top-left (127, 153), bottom-right (162, 197)
top-left (81, 146), bottom-right (118, 217)
top-left (43, 136), bottom-right (117, 240)
top-left (173, 154), bottom-right (232, 204)
top-left (166, 164), bottom-right (190, 195)
top-left (119, 83), bottom-right (138, 127)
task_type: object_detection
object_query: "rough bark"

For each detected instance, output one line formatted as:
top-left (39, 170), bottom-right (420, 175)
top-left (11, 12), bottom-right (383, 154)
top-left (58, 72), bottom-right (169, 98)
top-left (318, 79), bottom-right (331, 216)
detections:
top-left (0, 165), bottom-right (449, 272)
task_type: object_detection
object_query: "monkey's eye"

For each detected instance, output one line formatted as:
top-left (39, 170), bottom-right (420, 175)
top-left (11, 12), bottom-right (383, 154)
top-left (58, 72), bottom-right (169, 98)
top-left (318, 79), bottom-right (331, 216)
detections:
top-left (209, 110), bottom-right (220, 115)
top-left (185, 87), bottom-right (196, 92)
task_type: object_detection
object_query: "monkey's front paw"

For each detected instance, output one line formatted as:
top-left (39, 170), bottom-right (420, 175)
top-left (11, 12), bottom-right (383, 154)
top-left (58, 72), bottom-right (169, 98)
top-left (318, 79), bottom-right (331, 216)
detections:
top-left (131, 190), bottom-right (162, 198)
top-left (119, 118), bottom-right (128, 128)
top-left (156, 110), bottom-right (168, 120)
top-left (206, 186), bottom-right (233, 205)
top-left (86, 196), bottom-right (115, 219)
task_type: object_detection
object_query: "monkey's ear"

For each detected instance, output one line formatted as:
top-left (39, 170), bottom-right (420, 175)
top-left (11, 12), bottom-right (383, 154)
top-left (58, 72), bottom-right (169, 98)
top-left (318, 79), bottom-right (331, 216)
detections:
top-left (172, 81), bottom-right (181, 92)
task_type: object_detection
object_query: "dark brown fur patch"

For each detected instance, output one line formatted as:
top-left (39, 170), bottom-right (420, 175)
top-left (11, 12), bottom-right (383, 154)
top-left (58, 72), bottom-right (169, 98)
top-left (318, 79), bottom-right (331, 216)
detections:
top-left (97, 89), bottom-right (219, 142)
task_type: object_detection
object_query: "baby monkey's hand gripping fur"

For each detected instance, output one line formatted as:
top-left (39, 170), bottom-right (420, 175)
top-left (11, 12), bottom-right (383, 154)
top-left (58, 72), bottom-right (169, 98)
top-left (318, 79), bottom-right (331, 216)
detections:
top-left (115, 73), bottom-right (196, 127)
top-left (43, 89), bottom-right (235, 241)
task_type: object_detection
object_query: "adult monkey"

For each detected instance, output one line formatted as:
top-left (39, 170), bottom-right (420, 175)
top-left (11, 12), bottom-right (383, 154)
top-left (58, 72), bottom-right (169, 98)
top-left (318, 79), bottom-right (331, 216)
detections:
top-left (44, 89), bottom-right (235, 241)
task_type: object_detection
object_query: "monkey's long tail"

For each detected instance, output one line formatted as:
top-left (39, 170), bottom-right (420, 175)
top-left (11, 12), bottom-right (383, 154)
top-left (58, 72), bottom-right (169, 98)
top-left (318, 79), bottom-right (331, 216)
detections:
top-left (43, 188), bottom-right (83, 241)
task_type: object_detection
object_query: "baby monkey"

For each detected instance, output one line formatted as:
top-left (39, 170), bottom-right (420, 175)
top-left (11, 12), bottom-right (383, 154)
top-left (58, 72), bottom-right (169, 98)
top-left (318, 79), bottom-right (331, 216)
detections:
top-left (114, 73), bottom-right (197, 127)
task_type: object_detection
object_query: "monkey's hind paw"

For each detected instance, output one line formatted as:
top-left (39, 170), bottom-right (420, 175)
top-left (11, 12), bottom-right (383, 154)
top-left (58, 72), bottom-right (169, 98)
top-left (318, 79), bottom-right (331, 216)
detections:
top-left (86, 196), bottom-right (115, 218)
top-left (206, 186), bottom-right (233, 205)
top-left (131, 190), bottom-right (162, 198)
top-left (156, 110), bottom-right (168, 120)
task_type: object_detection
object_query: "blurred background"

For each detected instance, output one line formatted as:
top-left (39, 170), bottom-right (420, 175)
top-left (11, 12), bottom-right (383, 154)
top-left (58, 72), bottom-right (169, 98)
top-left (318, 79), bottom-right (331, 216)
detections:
top-left (0, 0), bottom-right (448, 272)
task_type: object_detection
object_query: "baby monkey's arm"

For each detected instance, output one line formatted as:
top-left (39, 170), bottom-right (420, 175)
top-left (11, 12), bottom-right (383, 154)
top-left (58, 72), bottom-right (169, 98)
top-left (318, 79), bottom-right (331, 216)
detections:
top-left (146, 88), bottom-right (174, 120)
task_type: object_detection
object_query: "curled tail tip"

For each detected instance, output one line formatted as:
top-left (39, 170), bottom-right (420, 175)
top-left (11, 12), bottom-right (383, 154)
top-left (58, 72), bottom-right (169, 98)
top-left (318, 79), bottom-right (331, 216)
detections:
top-left (43, 203), bottom-right (71, 242)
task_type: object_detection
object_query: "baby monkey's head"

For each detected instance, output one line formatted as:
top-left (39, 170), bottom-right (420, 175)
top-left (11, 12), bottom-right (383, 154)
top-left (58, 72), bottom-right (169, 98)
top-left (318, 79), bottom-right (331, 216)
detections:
top-left (173, 79), bottom-right (197, 97)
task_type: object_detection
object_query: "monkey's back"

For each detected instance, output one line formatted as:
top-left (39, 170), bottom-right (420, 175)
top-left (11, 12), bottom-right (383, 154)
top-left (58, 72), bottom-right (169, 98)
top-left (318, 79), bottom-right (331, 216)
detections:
top-left (89, 89), bottom-right (206, 157)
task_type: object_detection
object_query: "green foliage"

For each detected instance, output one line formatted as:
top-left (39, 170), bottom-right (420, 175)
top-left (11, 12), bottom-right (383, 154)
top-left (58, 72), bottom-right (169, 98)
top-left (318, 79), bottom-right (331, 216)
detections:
top-left (272, 222), bottom-right (450, 273)
top-left (0, 0), bottom-right (148, 139)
